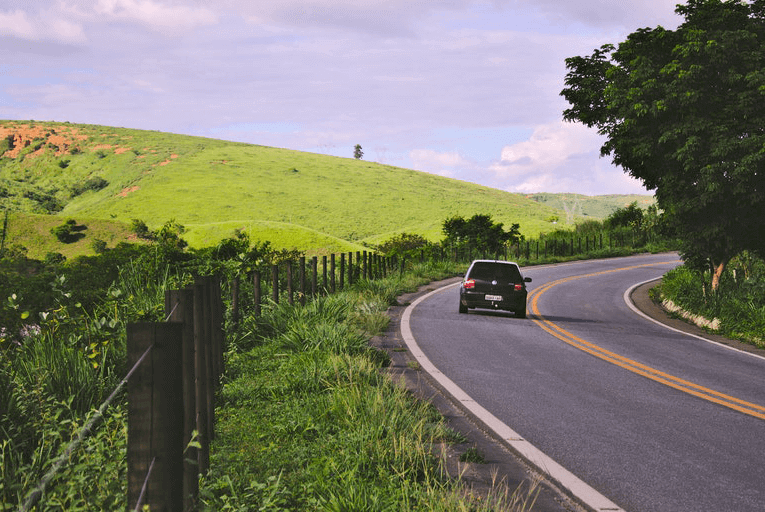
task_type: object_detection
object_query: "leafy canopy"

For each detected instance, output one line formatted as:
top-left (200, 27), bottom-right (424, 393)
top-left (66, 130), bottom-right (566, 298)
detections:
top-left (561, 0), bottom-right (765, 281)
top-left (442, 214), bottom-right (521, 255)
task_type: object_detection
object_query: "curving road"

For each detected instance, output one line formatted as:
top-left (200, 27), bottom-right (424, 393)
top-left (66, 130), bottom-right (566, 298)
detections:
top-left (405, 253), bottom-right (765, 512)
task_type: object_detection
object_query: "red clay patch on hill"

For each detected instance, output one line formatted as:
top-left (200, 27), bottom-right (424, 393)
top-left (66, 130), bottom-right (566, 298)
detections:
top-left (0, 122), bottom-right (88, 158)
top-left (119, 186), bottom-right (140, 197)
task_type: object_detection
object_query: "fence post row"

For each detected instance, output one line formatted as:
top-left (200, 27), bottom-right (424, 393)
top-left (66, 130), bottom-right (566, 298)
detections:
top-left (127, 277), bottom-right (224, 512)
top-left (124, 232), bottom-right (636, 509)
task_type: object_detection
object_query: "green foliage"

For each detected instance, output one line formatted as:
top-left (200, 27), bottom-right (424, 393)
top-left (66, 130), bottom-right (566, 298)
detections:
top-left (70, 176), bottom-right (108, 197)
top-left (354, 144), bottom-right (363, 160)
top-left (129, 218), bottom-right (151, 239)
top-left (376, 232), bottom-right (431, 258)
top-left (50, 218), bottom-right (84, 243)
top-left (561, 0), bottom-right (765, 278)
top-left (201, 260), bottom-right (519, 511)
top-left (442, 213), bottom-right (522, 256)
top-left (658, 252), bottom-right (765, 347)
top-left (605, 201), bottom-right (643, 230)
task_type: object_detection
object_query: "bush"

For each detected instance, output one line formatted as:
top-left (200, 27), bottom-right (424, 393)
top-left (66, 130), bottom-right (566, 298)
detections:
top-left (70, 177), bottom-right (109, 197)
top-left (130, 219), bottom-right (152, 239)
top-left (50, 219), bottom-right (80, 243)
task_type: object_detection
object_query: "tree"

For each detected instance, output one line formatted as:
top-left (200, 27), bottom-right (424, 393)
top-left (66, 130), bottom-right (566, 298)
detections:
top-left (377, 232), bottom-right (430, 257)
top-left (442, 214), bottom-right (521, 256)
top-left (561, 0), bottom-right (765, 290)
top-left (605, 202), bottom-right (644, 230)
top-left (354, 144), bottom-right (363, 160)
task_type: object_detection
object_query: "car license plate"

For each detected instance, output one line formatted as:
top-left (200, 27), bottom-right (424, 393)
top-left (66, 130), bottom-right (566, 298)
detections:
top-left (485, 294), bottom-right (502, 302)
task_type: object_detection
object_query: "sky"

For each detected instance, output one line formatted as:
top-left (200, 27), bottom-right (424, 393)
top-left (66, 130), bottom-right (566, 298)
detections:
top-left (0, 0), bottom-right (684, 195)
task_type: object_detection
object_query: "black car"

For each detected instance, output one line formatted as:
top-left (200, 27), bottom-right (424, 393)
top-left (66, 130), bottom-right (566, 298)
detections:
top-left (458, 260), bottom-right (531, 317)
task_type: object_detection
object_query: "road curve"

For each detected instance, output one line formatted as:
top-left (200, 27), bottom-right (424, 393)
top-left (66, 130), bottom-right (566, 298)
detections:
top-left (403, 253), bottom-right (765, 512)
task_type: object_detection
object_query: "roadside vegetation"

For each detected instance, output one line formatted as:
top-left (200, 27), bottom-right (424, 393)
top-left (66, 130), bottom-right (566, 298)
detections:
top-left (657, 252), bottom-right (765, 348)
top-left (1, 204), bottom-right (670, 510)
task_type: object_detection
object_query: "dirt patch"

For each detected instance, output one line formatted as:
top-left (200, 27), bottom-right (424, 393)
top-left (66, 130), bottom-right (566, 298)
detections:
top-left (0, 122), bottom-right (89, 159)
top-left (119, 185), bottom-right (140, 197)
top-left (114, 147), bottom-right (131, 154)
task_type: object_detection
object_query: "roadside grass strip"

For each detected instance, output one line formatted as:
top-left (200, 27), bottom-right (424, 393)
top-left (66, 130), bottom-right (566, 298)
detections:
top-left (527, 263), bottom-right (765, 421)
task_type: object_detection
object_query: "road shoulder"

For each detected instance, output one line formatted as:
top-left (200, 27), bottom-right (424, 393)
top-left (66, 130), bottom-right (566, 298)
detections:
top-left (371, 277), bottom-right (586, 512)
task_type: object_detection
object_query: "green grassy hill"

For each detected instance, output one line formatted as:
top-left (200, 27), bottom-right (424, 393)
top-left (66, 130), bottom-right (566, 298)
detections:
top-left (1, 120), bottom-right (652, 258)
top-left (528, 192), bottom-right (656, 221)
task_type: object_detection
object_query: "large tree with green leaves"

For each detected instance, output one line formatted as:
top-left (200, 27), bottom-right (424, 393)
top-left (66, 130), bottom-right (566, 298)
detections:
top-left (561, 0), bottom-right (765, 290)
top-left (442, 214), bottom-right (521, 256)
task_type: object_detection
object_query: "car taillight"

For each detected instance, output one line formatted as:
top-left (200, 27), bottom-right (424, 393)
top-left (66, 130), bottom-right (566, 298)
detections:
top-left (463, 279), bottom-right (475, 289)
top-left (514, 284), bottom-right (523, 291)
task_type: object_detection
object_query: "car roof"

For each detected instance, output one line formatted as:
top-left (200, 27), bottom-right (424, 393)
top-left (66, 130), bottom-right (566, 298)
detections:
top-left (469, 259), bottom-right (520, 266)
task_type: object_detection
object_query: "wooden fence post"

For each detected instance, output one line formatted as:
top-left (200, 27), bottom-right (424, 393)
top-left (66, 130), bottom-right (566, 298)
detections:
top-left (253, 271), bottom-right (261, 317)
top-left (322, 256), bottom-right (328, 293)
top-left (311, 256), bottom-right (318, 297)
top-left (193, 278), bottom-right (211, 471)
top-left (330, 254), bottom-right (336, 293)
top-left (127, 322), bottom-right (184, 512)
top-left (271, 264), bottom-right (279, 304)
top-left (165, 289), bottom-right (198, 511)
top-left (339, 253), bottom-right (345, 290)
top-left (348, 252), bottom-right (353, 286)
top-left (287, 262), bottom-right (294, 305)
top-left (230, 276), bottom-right (240, 332)
top-left (299, 256), bottom-right (306, 305)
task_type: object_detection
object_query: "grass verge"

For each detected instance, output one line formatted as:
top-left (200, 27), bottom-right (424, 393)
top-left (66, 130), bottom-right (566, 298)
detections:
top-left (199, 261), bottom-right (539, 511)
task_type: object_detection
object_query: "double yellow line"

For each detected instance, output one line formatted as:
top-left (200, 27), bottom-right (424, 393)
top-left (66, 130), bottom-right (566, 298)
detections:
top-left (527, 263), bottom-right (765, 421)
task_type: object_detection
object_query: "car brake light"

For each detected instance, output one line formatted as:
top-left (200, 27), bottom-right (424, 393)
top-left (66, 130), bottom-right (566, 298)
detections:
top-left (463, 279), bottom-right (475, 289)
top-left (514, 284), bottom-right (523, 291)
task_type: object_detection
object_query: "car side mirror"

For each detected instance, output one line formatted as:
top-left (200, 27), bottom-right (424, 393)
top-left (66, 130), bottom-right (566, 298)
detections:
top-left (524, 277), bottom-right (532, 282)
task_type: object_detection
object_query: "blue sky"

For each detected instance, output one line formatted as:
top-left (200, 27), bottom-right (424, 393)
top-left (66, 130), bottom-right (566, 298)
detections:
top-left (0, 0), bottom-right (683, 195)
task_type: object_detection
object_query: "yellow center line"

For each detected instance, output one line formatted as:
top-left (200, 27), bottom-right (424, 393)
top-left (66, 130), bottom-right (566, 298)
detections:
top-left (528, 262), bottom-right (765, 421)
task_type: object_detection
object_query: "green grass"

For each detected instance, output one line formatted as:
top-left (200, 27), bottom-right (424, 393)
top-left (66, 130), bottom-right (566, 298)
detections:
top-left (203, 261), bottom-right (539, 510)
top-left (1, 120), bottom-right (653, 259)
top-left (657, 258), bottom-right (765, 348)
top-left (529, 192), bottom-right (656, 220)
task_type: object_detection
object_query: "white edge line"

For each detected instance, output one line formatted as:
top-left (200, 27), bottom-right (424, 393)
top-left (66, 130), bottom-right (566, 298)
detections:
top-left (401, 282), bottom-right (626, 512)
top-left (624, 278), bottom-right (765, 363)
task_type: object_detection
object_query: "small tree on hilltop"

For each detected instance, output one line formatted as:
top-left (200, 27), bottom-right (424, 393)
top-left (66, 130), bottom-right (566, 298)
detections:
top-left (354, 144), bottom-right (363, 160)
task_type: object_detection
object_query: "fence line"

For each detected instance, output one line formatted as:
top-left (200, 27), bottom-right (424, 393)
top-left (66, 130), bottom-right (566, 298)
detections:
top-left (18, 343), bottom-right (155, 512)
top-left (20, 230), bottom-right (638, 511)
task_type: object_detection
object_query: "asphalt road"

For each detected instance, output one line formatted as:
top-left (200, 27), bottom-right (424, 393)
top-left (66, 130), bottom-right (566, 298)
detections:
top-left (406, 253), bottom-right (765, 512)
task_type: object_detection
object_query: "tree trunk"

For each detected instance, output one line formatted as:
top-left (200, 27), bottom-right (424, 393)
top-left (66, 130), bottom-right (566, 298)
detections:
top-left (711, 261), bottom-right (725, 292)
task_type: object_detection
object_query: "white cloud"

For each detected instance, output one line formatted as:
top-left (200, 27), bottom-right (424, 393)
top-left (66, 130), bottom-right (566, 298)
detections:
top-left (496, 121), bottom-right (602, 176)
top-left (487, 120), bottom-right (649, 195)
top-left (410, 149), bottom-right (473, 178)
top-left (92, 0), bottom-right (218, 31)
top-left (0, 8), bottom-right (87, 43)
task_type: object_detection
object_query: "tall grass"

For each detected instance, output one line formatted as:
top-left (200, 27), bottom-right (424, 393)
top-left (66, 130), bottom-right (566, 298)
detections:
top-left (201, 261), bottom-right (538, 511)
top-left (0, 250), bottom-right (178, 509)
top-left (658, 254), bottom-right (765, 347)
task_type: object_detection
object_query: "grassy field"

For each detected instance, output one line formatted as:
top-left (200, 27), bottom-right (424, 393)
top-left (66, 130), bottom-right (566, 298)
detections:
top-left (528, 192), bottom-right (656, 220)
top-left (1, 120), bottom-right (652, 259)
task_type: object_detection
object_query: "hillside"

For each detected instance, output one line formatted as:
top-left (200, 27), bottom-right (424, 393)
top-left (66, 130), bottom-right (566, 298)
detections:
top-left (528, 192), bottom-right (656, 221)
top-left (1, 120), bottom-right (652, 258)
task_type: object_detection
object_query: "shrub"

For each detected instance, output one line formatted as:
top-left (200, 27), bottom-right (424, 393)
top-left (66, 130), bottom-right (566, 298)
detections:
top-left (50, 219), bottom-right (84, 244)
top-left (130, 219), bottom-right (152, 239)
top-left (70, 177), bottom-right (109, 197)
top-left (91, 239), bottom-right (107, 254)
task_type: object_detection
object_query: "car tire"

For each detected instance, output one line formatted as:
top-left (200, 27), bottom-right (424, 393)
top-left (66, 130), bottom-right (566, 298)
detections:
top-left (516, 306), bottom-right (526, 319)
top-left (459, 302), bottom-right (468, 314)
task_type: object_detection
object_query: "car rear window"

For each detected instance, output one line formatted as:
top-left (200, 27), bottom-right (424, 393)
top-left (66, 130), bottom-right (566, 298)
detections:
top-left (467, 262), bottom-right (522, 282)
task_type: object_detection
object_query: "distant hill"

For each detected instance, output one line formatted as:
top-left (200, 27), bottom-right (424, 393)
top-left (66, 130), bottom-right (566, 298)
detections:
top-left (527, 193), bottom-right (656, 222)
top-left (0, 120), bottom-right (652, 258)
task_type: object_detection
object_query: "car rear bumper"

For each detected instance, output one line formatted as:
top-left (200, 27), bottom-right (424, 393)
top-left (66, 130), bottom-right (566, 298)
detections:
top-left (460, 291), bottom-right (526, 311)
